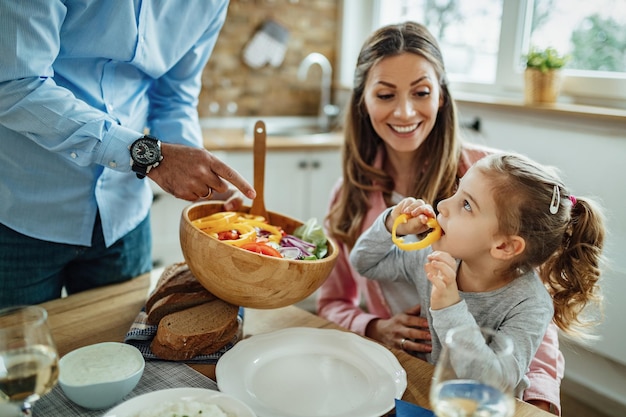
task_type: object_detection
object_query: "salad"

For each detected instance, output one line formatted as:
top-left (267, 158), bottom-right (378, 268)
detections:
top-left (191, 212), bottom-right (328, 260)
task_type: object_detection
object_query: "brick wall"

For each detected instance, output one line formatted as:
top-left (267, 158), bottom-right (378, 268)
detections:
top-left (199, 0), bottom-right (339, 118)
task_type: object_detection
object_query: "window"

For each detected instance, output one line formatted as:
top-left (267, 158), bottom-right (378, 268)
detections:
top-left (376, 0), bottom-right (503, 85)
top-left (340, 0), bottom-right (626, 107)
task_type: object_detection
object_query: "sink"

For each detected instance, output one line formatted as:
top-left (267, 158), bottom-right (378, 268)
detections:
top-left (265, 125), bottom-right (331, 137)
top-left (200, 116), bottom-right (335, 138)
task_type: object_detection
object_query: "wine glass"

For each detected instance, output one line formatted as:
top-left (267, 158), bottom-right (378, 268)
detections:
top-left (430, 325), bottom-right (516, 417)
top-left (0, 305), bottom-right (59, 416)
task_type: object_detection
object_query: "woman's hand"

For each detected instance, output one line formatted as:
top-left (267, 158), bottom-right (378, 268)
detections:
top-left (365, 304), bottom-right (432, 353)
top-left (425, 251), bottom-right (461, 310)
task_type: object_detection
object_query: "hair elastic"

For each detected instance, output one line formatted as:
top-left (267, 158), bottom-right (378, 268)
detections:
top-left (549, 185), bottom-right (560, 215)
top-left (569, 195), bottom-right (577, 206)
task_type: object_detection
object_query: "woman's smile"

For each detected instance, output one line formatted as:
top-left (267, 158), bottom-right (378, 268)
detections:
top-left (389, 123), bottom-right (419, 134)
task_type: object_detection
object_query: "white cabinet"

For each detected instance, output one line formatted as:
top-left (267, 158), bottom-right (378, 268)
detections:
top-left (223, 149), bottom-right (342, 223)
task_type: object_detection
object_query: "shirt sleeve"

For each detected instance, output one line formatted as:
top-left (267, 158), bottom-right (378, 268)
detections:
top-left (147, 0), bottom-right (229, 147)
top-left (316, 241), bottom-right (381, 335)
top-left (0, 0), bottom-right (136, 170)
top-left (350, 208), bottom-right (431, 285)
top-left (523, 321), bottom-right (564, 415)
top-left (430, 273), bottom-right (554, 400)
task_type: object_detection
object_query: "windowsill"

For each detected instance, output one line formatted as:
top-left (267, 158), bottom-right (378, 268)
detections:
top-left (454, 91), bottom-right (626, 124)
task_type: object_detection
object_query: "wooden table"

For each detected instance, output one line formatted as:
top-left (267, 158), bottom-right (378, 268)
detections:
top-left (40, 273), bottom-right (552, 417)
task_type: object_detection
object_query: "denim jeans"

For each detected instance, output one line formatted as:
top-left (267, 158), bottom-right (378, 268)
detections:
top-left (0, 213), bottom-right (152, 308)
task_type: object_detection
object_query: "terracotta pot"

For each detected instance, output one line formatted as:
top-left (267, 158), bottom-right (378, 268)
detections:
top-left (524, 68), bottom-right (564, 103)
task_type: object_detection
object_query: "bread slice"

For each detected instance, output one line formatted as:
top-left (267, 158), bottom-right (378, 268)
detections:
top-left (150, 317), bottom-right (238, 361)
top-left (146, 290), bottom-right (217, 325)
top-left (147, 290), bottom-right (217, 324)
top-left (152, 261), bottom-right (188, 289)
top-left (146, 263), bottom-right (205, 312)
top-left (150, 299), bottom-right (239, 360)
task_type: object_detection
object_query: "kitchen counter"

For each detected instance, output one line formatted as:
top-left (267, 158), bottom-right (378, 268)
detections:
top-left (202, 127), bottom-right (343, 152)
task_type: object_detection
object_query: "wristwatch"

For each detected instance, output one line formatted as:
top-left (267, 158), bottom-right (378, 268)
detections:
top-left (129, 135), bottom-right (163, 179)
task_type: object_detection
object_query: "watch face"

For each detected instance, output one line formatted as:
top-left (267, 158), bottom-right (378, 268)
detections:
top-left (131, 138), bottom-right (160, 165)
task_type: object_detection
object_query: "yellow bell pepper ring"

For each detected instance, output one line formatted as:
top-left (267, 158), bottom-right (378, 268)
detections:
top-left (236, 213), bottom-right (267, 222)
top-left (392, 213), bottom-right (442, 251)
top-left (191, 211), bottom-right (284, 246)
top-left (192, 211), bottom-right (237, 230)
top-left (206, 223), bottom-right (256, 247)
top-left (242, 220), bottom-right (283, 243)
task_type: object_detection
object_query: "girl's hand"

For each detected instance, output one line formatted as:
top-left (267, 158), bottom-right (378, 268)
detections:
top-left (425, 251), bottom-right (461, 310)
top-left (386, 197), bottom-right (436, 235)
top-left (365, 304), bottom-right (433, 353)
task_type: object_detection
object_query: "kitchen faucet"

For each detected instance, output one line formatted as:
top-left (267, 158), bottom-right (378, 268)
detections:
top-left (297, 52), bottom-right (338, 132)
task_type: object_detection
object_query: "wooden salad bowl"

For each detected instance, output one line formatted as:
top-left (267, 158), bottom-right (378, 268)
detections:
top-left (181, 121), bottom-right (338, 308)
top-left (179, 201), bottom-right (339, 309)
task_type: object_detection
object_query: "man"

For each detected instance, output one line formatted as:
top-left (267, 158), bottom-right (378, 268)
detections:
top-left (0, 0), bottom-right (255, 307)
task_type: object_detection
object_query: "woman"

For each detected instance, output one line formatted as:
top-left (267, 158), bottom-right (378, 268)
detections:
top-left (317, 21), bottom-right (564, 414)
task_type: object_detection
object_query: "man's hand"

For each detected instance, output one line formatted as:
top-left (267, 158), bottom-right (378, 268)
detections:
top-left (149, 143), bottom-right (256, 202)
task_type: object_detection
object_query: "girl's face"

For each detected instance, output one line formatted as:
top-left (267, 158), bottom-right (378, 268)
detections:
top-left (363, 53), bottom-right (443, 153)
top-left (434, 166), bottom-right (501, 260)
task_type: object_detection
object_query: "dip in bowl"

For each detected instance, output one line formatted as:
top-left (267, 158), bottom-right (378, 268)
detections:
top-left (58, 342), bottom-right (144, 410)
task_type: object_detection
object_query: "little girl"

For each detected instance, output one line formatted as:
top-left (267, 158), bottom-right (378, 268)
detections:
top-left (350, 152), bottom-right (605, 398)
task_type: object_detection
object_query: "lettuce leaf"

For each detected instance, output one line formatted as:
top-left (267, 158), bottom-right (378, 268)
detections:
top-left (293, 218), bottom-right (328, 259)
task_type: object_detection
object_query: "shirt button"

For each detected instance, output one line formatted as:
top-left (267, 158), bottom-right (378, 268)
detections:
top-left (108, 161), bottom-right (117, 168)
top-left (70, 152), bottom-right (77, 159)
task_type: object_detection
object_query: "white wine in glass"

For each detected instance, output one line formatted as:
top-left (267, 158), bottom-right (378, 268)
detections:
top-left (0, 305), bottom-right (59, 416)
top-left (430, 325), bottom-right (516, 417)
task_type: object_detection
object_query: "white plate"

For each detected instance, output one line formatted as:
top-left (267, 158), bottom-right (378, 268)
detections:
top-left (216, 327), bottom-right (407, 417)
top-left (102, 387), bottom-right (257, 417)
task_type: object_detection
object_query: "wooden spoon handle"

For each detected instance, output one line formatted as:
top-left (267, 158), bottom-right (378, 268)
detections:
top-left (250, 120), bottom-right (269, 219)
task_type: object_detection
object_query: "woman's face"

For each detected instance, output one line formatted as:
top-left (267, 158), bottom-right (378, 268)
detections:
top-left (363, 52), bottom-right (443, 153)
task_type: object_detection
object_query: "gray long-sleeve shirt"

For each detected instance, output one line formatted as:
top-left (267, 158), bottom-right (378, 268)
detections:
top-left (350, 208), bottom-right (553, 397)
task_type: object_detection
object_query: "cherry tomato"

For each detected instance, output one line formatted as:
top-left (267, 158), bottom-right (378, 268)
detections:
top-left (218, 230), bottom-right (239, 240)
top-left (240, 242), bottom-right (283, 258)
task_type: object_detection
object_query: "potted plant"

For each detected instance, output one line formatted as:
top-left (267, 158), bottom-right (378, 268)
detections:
top-left (523, 46), bottom-right (570, 103)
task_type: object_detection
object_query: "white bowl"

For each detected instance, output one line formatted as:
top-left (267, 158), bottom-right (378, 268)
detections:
top-left (103, 387), bottom-right (257, 417)
top-left (58, 342), bottom-right (145, 410)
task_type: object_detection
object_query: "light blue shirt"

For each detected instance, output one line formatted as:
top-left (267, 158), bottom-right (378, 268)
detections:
top-left (0, 0), bottom-right (228, 246)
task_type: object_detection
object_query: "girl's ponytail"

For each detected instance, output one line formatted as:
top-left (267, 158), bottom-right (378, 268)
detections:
top-left (540, 196), bottom-right (605, 339)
